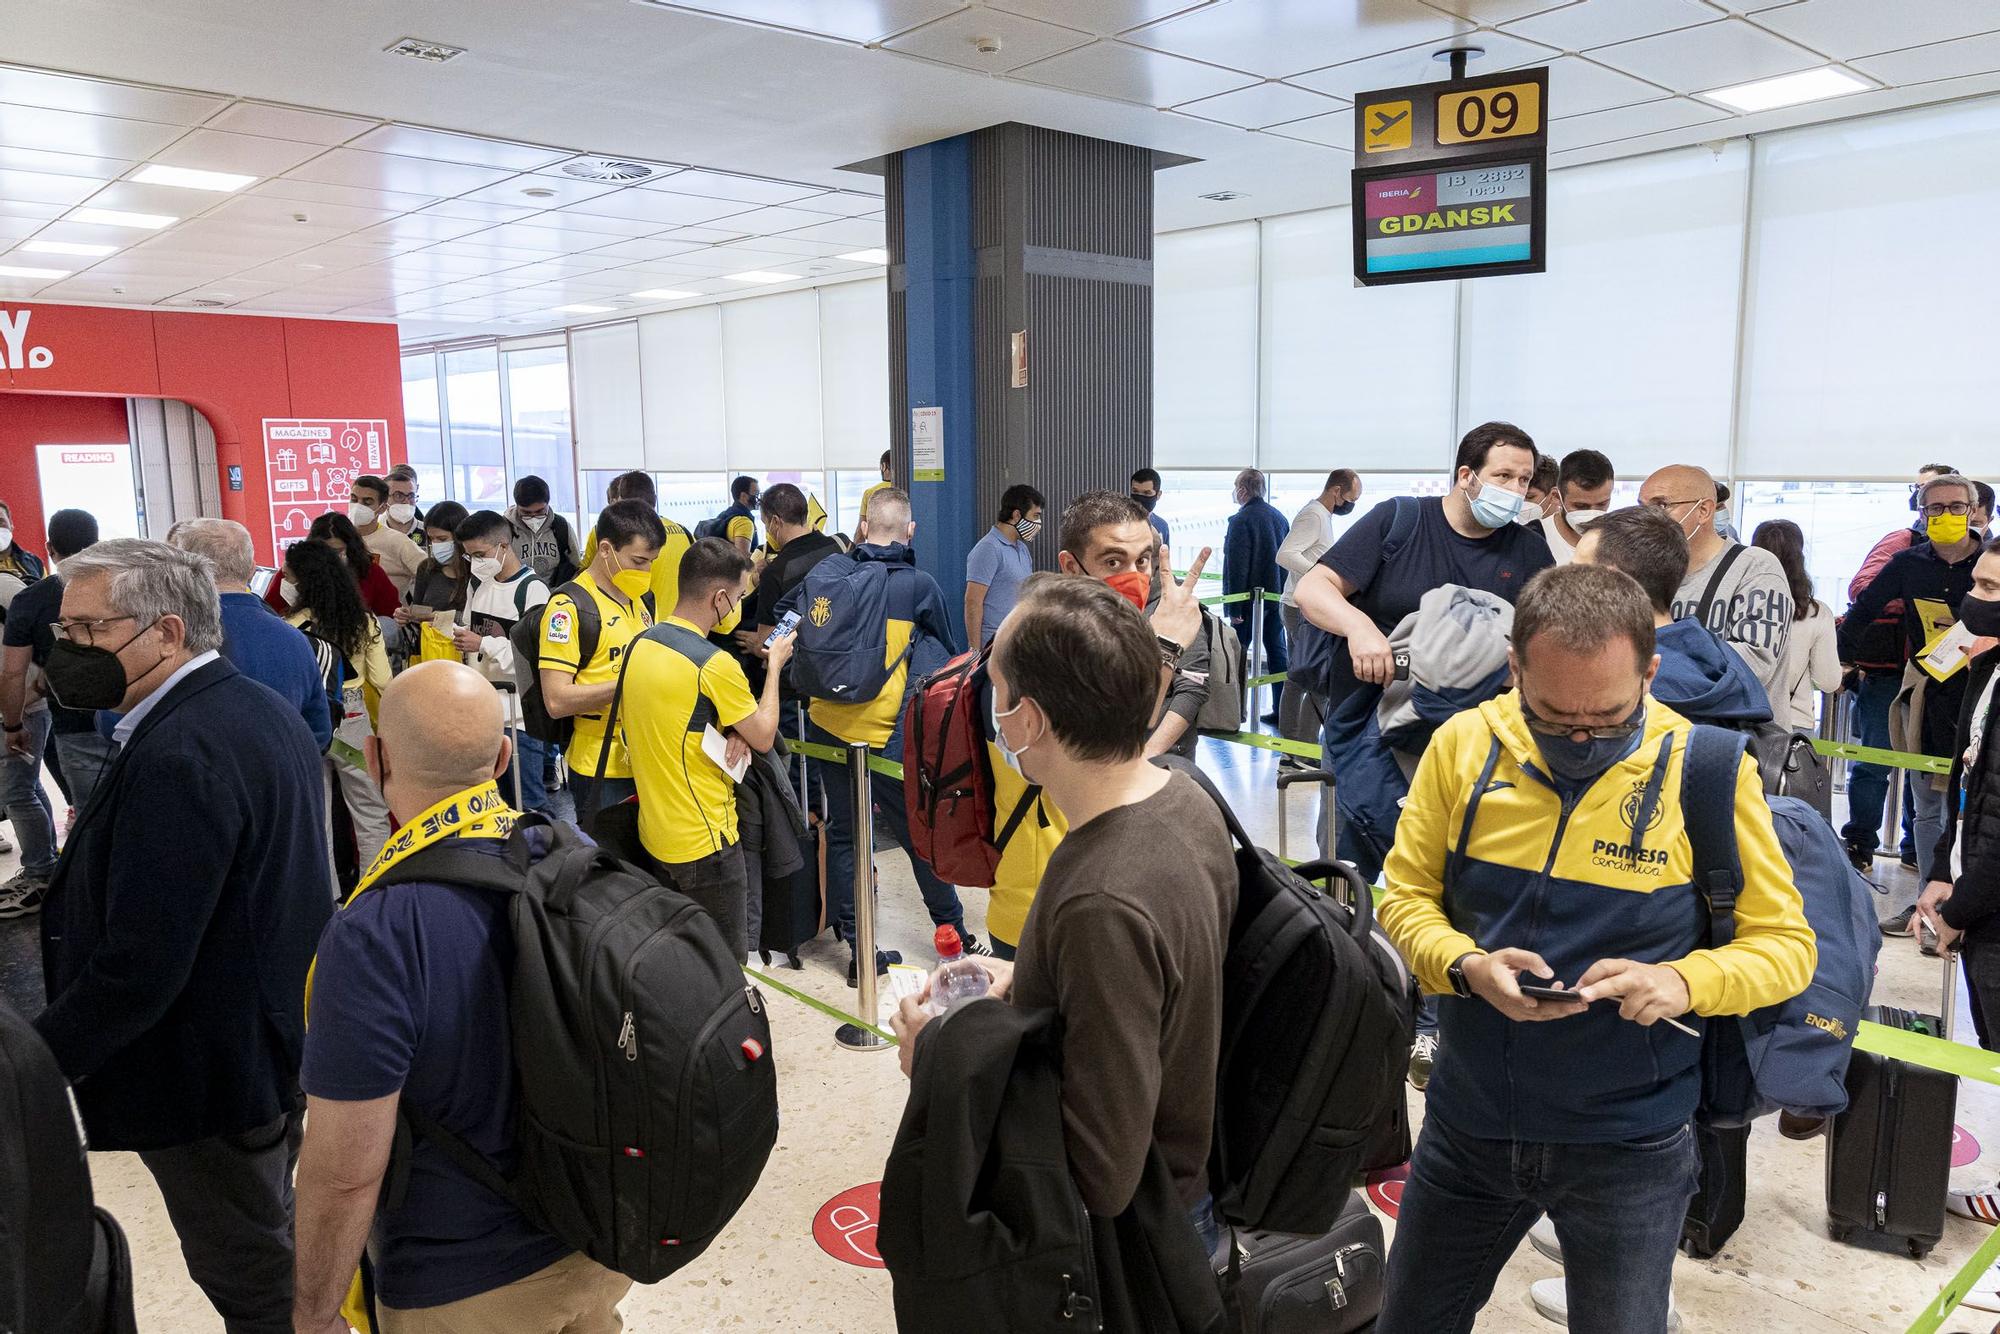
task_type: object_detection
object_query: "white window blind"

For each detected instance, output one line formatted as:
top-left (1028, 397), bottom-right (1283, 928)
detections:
top-left (1258, 207), bottom-right (1457, 473)
top-left (1154, 222), bottom-right (1258, 467)
top-left (721, 289), bottom-right (824, 469)
top-left (818, 279), bottom-right (891, 469)
top-left (637, 305), bottom-right (725, 471)
top-left (1738, 98), bottom-right (2000, 477)
top-left (567, 321), bottom-right (643, 472)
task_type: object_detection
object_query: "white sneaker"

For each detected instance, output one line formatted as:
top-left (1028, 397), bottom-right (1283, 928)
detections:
top-left (1966, 1256), bottom-right (2000, 1313)
top-left (0, 872), bottom-right (47, 920)
top-left (1529, 1216), bottom-right (1563, 1263)
top-left (1409, 1033), bottom-right (1440, 1090)
top-left (1951, 1185), bottom-right (2000, 1224)
top-left (1530, 1276), bottom-right (1679, 1331)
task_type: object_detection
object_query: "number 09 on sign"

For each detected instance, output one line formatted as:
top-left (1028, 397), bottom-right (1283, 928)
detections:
top-left (1436, 81), bottom-right (1541, 145)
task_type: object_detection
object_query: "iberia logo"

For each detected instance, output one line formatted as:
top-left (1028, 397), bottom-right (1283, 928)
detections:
top-left (810, 596), bottom-right (832, 629)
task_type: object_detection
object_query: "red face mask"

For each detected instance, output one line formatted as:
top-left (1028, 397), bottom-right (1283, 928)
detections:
top-left (1103, 570), bottom-right (1150, 611)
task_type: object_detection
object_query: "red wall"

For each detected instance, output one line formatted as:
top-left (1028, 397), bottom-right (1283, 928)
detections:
top-left (0, 302), bottom-right (406, 561)
top-left (0, 395), bottom-right (132, 555)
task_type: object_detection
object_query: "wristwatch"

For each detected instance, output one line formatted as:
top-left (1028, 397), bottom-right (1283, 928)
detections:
top-left (1156, 635), bottom-right (1185, 670)
top-left (1448, 952), bottom-right (1481, 999)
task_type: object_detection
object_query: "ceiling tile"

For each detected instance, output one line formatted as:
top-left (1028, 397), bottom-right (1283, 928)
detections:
top-left (724, 203), bottom-right (851, 233)
top-left (203, 102), bottom-right (380, 146)
top-left (752, 235), bottom-right (863, 257)
top-left (1263, 105), bottom-right (1352, 148)
top-left (1536, 54), bottom-right (1673, 116)
top-left (345, 124), bottom-right (569, 171)
top-left (285, 148), bottom-right (515, 197)
top-left (1751, 0), bottom-right (2000, 60)
top-left (0, 66), bottom-right (225, 125)
top-left (452, 222), bottom-right (577, 255)
top-left (1123, 0), bottom-right (1469, 78)
top-left (421, 238), bottom-right (566, 265)
top-left (151, 129), bottom-right (329, 177)
top-left (0, 167), bottom-right (106, 206)
top-left (562, 187), bottom-right (748, 227)
top-left (78, 178), bottom-right (221, 217)
top-left (790, 189), bottom-right (886, 215)
top-left (885, 8), bottom-right (1093, 73)
top-left (348, 213), bottom-right (494, 245)
top-left (1504, 0), bottom-right (1721, 51)
top-left (416, 198), bottom-right (542, 225)
top-left (1590, 17), bottom-right (1823, 91)
top-left (1173, 80), bottom-right (1347, 127)
top-left (456, 173), bottom-right (623, 209)
top-left (0, 216), bottom-right (45, 241)
top-left (0, 199), bottom-right (65, 222)
top-left (1853, 29), bottom-right (2000, 85)
top-left (249, 177), bottom-right (440, 212)
top-left (0, 276), bottom-right (60, 299)
top-left (637, 0), bottom-right (964, 43)
top-left (234, 292), bottom-right (359, 314)
top-left (988, 0), bottom-right (1214, 36)
top-left (640, 168), bottom-right (821, 205)
top-left (38, 275), bottom-right (190, 301)
top-left (663, 224), bottom-right (758, 244)
top-left (1545, 95), bottom-right (1731, 151)
top-left (775, 216), bottom-right (884, 247)
top-left (0, 146), bottom-right (133, 180)
top-left (528, 208), bottom-right (665, 239)
top-left (1423, 0), bottom-right (1578, 21)
top-left (1291, 33), bottom-right (1558, 99)
top-left (1011, 39), bottom-right (1259, 104)
top-left (205, 193), bottom-right (396, 231)
top-left (0, 104), bottom-right (186, 159)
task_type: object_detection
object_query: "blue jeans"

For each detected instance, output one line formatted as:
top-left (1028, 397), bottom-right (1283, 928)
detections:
top-left (1189, 1192), bottom-right (1220, 1256)
top-left (808, 718), bottom-right (964, 948)
top-left (1, 708), bottom-right (56, 878)
top-left (502, 728), bottom-right (549, 814)
top-left (1843, 669), bottom-right (1898, 854)
top-left (54, 728), bottom-right (119, 816)
top-left (1379, 1115), bottom-right (1696, 1334)
top-left (570, 773), bottom-right (635, 825)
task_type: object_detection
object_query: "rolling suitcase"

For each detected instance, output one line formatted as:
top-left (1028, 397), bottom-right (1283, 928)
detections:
top-left (1825, 955), bottom-right (1957, 1258)
top-left (1214, 1192), bottom-right (1384, 1334)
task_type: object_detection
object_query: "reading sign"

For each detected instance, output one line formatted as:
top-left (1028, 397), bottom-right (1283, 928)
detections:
top-left (1352, 66), bottom-right (1549, 285)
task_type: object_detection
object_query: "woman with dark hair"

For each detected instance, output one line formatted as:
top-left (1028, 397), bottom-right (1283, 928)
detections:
top-left (282, 539), bottom-right (393, 873)
top-left (397, 500), bottom-right (470, 623)
top-left (265, 512), bottom-right (400, 616)
top-left (1753, 518), bottom-right (1840, 732)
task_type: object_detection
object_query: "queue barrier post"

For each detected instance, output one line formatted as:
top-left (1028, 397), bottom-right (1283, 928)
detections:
top-left (1245, 588), bottom-right (1264, 721)
top-left (835, 741), bottom-right (890, 1053)
top-left (792, 703), bottom-right (811, 814)
top-left (1817, 689), bottom-right (1846, 795)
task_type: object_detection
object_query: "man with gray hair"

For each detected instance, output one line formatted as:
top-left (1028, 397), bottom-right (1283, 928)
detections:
top-left (1225, 466), bottom-right (1290, 722)
top-left (166, 517), bottom-right (333, 753)
top-left (35, 538), bottom-right (332, 1334)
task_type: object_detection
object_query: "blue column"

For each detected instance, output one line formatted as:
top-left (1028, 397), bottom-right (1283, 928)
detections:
top-left (898, 134), bottom-right (979, 648)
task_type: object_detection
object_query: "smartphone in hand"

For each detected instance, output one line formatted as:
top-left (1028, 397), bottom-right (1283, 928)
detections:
top-left (764, 609), bottom-right (801, 649)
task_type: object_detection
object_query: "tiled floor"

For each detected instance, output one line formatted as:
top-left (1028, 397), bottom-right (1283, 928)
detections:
top-left (7, 738), bottom-right (1999, 1332)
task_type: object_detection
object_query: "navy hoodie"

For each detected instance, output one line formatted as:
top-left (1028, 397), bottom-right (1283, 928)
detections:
top-left (1651, 618), bottom-right (1775, 727)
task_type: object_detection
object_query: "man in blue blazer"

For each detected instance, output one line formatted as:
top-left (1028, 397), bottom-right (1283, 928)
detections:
top-left (36, 538), bottom-right (331, 1334)
top-left (1224, 467), bottom-right (1292, 723)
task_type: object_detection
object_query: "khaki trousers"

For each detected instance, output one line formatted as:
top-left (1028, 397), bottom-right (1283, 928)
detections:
top-left (379, 1252), bottom-right (631, 1334)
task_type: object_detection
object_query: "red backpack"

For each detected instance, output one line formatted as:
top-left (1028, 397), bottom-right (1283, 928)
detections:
top-left (903, 647), bottom-right (1042, 888)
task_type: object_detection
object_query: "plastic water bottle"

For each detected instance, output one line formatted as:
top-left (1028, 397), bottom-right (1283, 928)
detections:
top-left (930, 925), bottom-right (991, 1014)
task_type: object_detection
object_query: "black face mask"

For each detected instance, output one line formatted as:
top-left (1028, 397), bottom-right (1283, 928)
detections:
top-left (1961, 593), bottom-right (2000, 640)
top-left (1332, 499), bottom-right (1357, 517)
top-left (45, 621), bottom-right (155, 712)
top-left (1131, 492), bottom-right (1158, 514)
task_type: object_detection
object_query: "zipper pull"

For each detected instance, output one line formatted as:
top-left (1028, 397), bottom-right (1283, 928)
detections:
top-left (1059, 1275), bottom-right (1095, 1320)
top-left (618, 1010), bottom-right (637, 1061)
top-left (746, 987), bottom-right (763, 1015)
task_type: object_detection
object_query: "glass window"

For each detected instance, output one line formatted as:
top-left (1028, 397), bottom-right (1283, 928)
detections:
top-left (1161, 470), bottom-right (1455, 576)
top-left (400, 353), bottom-right (446, 502)
top-left (833, 469), bottom-right (879, 538)
top-left (658, 473), bottom-right (729, 535)
top-left (442, 347), bottom-right (506, 508)
top-left (1738, 481), bottom-right (1912, 616)
top-left (505, 344), bottom-right (576, 522)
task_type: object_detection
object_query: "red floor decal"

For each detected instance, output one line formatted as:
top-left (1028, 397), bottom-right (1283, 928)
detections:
top-left (1366, 1163), bottom-right (1409, 1219)
top-left (1955, 1124), bottom-right (1982, 1169)
top-left (813, 1182), bottom-right (885, 1269)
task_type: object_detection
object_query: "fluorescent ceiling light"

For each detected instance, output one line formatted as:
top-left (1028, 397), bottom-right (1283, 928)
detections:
top-left (0, 264), bottom-right (70, 279)
top-left (21, 240), bottom-right (118, 257)
top-left (838, 248), bottom-right (889, 264)
top-left (133, 163), bottom-right (258, 193)
top-left (70, 207), bottom-right (176, 230)
top-left (554, 303), bottom-right (615, 314)
top-left (630, 287), bottom-right (699, 300)
top-left (1699, 66), bottom-right (1872, 113)
top-left (724, 270), bottom-right (800, 284)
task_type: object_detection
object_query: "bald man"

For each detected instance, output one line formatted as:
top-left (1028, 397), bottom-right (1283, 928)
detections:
top-left (1638, 465), bottom-right (1791, 690)
top-left (294, 662), bottom-right (631, 1334)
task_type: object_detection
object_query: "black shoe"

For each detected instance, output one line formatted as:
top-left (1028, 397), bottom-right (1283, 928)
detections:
top-left (1900, 853), bottom-right (1921, 871)
top-left (1261, 712), bottom-right (1282, 727)
top-left (1845, 844), bottom-right (1872, 873)
top-left (959, 932), bottom-right (992, 958)
top-left (847, 948), bottom-right (903, 988)
top-left (1880, 906), bottom-right (1917, 937)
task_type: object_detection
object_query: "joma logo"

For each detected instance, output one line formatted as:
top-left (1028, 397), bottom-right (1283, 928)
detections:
top-left (0, 310), bottom-right (54, 370)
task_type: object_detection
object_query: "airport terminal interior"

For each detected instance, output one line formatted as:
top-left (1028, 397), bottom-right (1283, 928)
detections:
top-left (6, 1), bottom-right (2000, 1331)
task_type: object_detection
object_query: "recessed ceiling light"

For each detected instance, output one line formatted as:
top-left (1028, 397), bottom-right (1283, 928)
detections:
top-left (21, 240), bottom-right (117, 257)
top-left (724, 270), bottom-right (800, 285)
top-left (1199, 191), bottom-right (1248, 202)
top-left (134, 163), bottom-right (258, 193)
top-left (554, 303), bottom-right (616, 314)
top-left (630, 288), bottom-right (699, 300)
top-left (0, 264), bottom-right (70, 279)
top-left (70, 207), bottom-right (176, 230)
top-left (838, 248), bottom-right (890, 264)
top-left (386, 36), bottom-right (467, 63)
top-left (1699, 66), bottom-right (1873, 113)
top-left (521, 187), bottom-right (559, 199)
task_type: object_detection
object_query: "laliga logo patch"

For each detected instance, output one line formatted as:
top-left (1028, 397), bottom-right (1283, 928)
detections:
top-left (0, 310), bottom-right (54, 370)
top-left (810, 595), bottom-right (832, 629)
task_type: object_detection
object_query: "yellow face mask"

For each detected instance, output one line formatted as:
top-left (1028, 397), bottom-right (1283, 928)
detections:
top-left (1928, 513), bottom-right (1970, 547)
top-left (603, 546), bottom-right (651, 600)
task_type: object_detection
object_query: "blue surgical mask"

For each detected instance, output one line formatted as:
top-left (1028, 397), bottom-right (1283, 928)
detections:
top-left (1468, 479), bottom-right (1525, 529)
top-left (991, 693), bottom-right (1037, 775)
top-left (1526, 700), bottom-right (1646, 785)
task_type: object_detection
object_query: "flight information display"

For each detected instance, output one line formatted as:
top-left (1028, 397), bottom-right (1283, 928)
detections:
top-left (1360, 162), bottom-right (1534, 276)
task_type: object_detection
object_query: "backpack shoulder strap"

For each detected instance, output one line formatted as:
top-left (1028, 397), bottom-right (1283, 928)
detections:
top-left (1695, 543), bottom-right (1747, 627)
top-left (1381, 496), bottom-right (1422, 565)
top-left (1680, 724), bottom-right (1748, 949)
top-left (993, 785), bottom-right (1044, 856)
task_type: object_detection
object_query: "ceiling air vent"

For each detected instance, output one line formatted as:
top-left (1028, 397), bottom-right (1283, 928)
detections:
top-left (561, 158), bottom-right (667, 183)
top-left (386, 37), bottom-right (468, 64)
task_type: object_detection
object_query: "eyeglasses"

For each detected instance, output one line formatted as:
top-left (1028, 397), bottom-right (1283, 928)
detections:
top-left (52, 614), bottom-right (137, 647)
top-left (1519, 695), bottom-right (1645, 742)
top-left (1643, 497), bottom-right (1708, 513)
top-left (1923, 502), bottom-right (1972, 517)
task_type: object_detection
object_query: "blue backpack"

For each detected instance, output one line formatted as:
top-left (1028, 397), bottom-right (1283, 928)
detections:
top-left (1680, 725), bottom-right (1880, 1126)
top-left (790, 553), bottom-right (914, 704)
top-left (1288, 496), bottom-right (1421, 700)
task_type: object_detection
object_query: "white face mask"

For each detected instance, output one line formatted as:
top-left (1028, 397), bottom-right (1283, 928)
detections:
top-left (348, 502), bottom-right (377, 527)
top-left (468, 555), bottom-right (504, 582)
top-left (279, 577), bottom-right (299, 607)
top-left (387, 503), bottom-right (417, 526)
top-left (522, 514), bottom-right (547, 532)
top-left (0, 528), bottom-right (12, 552)
top-left (430, 540), bottom-right (456, 565)
top-left (1516, 502), bottom-right (1545, 527)
top-left (991, 693), bottom-right (1041, 776)
top-left (1565, 509), bottom-right (1607, 531)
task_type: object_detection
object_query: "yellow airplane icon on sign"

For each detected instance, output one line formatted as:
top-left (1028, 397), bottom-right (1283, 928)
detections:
top-left (1364, 99), bottom-right (1413, 152)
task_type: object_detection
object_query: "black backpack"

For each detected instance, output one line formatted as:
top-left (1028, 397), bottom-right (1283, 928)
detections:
top-left (509, 581), bottom-right (656, 746)
top-left (373, 817), bottom-right (778, 1281)
top-left (1172, 763), bottom-right (1418, 1235)
top-left (0, 996), bottom-right (137, 1334)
